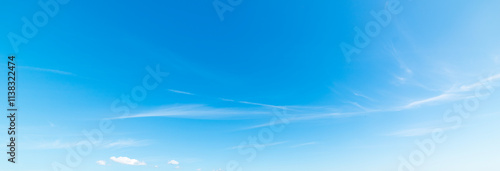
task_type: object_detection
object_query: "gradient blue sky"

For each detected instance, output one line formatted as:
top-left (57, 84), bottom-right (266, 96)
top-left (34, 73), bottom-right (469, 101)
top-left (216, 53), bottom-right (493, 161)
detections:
top-left (1, 0), bottom-right (500, 171)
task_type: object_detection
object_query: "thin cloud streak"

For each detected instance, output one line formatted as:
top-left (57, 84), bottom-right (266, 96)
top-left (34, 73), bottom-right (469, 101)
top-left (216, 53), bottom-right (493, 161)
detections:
top-left (241, 73), bottom-right (500, 130)
top-left (113, 73), bottom-right (500, 130)
top-left (400, 73), bottom-right (500, 110)
top-left (165, 88), bottom-right (286, 109)
top-left (238, 101), bottom-right (287, 109)
top-left (111, 104), bottom-right (271, 120)
top-left (402, 93), bottom-right (458, 109)
top-left (168, 89), bottom-right (195, 95)
top-left (353, 92), bottom-right (375, 101)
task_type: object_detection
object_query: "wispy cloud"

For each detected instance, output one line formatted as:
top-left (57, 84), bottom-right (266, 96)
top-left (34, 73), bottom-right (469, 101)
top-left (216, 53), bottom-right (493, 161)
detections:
top-left (386, 40), bottom-right (413, 74)
top-left (112, 104), bottom-right (270, 120)
top-left (402, 93), bottom-right (459, 109)
top-left (346, 101), bottom-right (370, 111)
top-left (115, 73), bottom-right (500, 131)
top-left (353, 92), bottom-right (375, 101)
top-left (241, 73), bottom-right (500, 130)
top-left (455, 73), bottom-right (500, 92)
top-left (168, 89), bottom-right (195, 95)
top-left (166, 89), bottom-right (285, 110)
top-left (18, 66), bottom-right (75, 76)
top-left (400, 73), bottom-right (500, 110)
top-left (237, 101), bottom-right (286, 109)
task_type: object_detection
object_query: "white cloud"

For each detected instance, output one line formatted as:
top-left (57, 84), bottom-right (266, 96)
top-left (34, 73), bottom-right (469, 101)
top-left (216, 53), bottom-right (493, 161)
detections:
top-left (386, 40), bottom-right (413, 74)
top-left (110, 156), bottom-right (146, 165)
top-left (353, 92), bottom-right (375, 101)
top-left (168, 89), bottom-right (195, 95)
top-left (402, 93), bottom-right (458, 109)
top-left (175, 166), bottom-right (180, 169)
top-left (346, 101), bottom-right (370, 111)
top-left (456, 73), bottom-right (500, 92)
top-left (168, 160), bottom-right (179, 165)
top-left (401, 73), bottom-right (500, 110)
top-left (237, 101), bottom-right (287, 109)
top-left (111, 104), bottom-right (270, 120)
top-left (96, 160), bottom-right (106, 165)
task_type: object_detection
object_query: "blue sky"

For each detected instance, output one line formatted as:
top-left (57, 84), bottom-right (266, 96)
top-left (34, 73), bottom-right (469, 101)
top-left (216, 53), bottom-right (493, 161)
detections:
top-left (1, 0), bottom-right (500, 171)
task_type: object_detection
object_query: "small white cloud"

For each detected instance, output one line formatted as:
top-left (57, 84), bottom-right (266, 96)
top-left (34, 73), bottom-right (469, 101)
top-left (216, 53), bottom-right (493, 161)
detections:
top-left (96, 160), bottom-right (106, 165)
top-left (175, 166), bottom-right (180, 169)
top-left (110, 156), bottom-right (146, 165)
top-left (155, 165), bottom-right (159, 168)
top-left (197, 169), bottom-right (202, 171)
top-left (168, 160), bottom-right (179, 165)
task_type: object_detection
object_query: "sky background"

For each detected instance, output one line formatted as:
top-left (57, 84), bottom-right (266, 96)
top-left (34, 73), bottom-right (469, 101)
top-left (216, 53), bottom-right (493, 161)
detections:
top-left (1, 0), bottom-right (500, 171)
